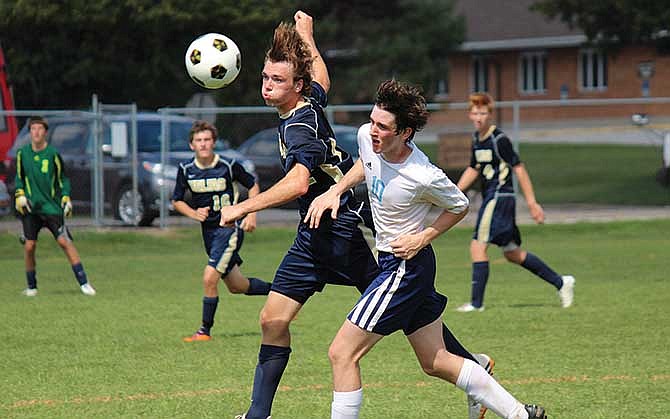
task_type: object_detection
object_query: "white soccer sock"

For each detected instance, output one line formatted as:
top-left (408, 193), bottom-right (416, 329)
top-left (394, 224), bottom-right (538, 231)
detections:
top-left (331, 388), bottom-right (363, 419)
top-left (455, 359), bottom-right (528, 419)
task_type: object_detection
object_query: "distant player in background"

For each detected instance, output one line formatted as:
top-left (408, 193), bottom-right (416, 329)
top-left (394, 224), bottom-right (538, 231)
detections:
top-left (172, 120), bottom-right (271, 342)
top-left (14, 116), bottom-right (96, 297)
top-left (305, 79), bottom-right (547, 419)
top-left (456, 92), bottom-right (575, 313)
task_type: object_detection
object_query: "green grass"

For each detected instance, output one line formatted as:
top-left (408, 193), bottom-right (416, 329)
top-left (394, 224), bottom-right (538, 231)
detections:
top-left (421, 142), bottom-right (670, 205)
top-left (1, 220), bottom-right (669, 418)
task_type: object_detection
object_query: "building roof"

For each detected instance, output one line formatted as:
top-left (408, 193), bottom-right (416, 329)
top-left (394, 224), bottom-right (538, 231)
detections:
top-left (454, 0), bottom-right (586, 51)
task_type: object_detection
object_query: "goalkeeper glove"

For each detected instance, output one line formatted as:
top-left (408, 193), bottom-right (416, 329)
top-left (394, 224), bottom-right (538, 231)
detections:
top-left (61, 196), bottom-right (73, 217)
top-left (15, 191), bottom-right (31, 215)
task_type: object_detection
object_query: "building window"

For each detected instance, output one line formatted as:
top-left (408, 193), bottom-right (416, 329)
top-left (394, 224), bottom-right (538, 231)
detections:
top-left (579, 49), bottom-right (607, 90)
top-left (519, 51), bottom-right (547, 94)
top-left (472, 56), bottom-right (488, 92)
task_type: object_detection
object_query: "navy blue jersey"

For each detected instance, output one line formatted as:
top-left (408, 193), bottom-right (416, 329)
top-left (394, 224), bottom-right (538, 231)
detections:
top-left (277, 82), bottom-right (355, 216)
top-left (172, 154), bottom-right (256, 226)
top-left (469, 126), bottom-right (521, 199)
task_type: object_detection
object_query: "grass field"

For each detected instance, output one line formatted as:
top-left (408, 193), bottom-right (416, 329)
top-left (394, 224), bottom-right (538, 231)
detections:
top-left (421, 142), bottom-right (670, 206)
top-left (1, 220), bottom-right (669, 418)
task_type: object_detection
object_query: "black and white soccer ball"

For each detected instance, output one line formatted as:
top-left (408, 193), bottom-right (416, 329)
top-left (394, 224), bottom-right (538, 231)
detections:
top-left (185, 33), bottom-right (241, 89)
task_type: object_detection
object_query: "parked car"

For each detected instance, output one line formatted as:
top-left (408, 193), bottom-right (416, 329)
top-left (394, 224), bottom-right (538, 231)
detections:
top-left (237, 124), bottom-right (368, 204)
top-left (6, 113), bottom-right (254, 226)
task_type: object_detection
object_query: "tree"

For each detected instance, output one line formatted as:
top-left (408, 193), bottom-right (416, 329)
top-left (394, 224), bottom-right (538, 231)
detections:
top-left (0, 0), bottom-right (464, 109)
top-left (0, 0), bottom-right (294, 108)
top-left (531, 0), bottom-right (670, 51)
top-left (304, 0), bottom-right (464, 104)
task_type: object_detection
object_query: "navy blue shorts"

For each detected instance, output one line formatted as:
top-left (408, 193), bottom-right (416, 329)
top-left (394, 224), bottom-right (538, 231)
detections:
top-left (347, 245), bottom-right (447, 336)
top-left (21, 213), bottom-right (70, 241)
top-left (473, 195), bottom-right (522, 247)
top-left (271, 210), bottom-right (380, 305)
top-left (201, 223), bottom-right (244, 276)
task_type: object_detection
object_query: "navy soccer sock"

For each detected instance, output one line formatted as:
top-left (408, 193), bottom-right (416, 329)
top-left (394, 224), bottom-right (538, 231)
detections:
top-left (246, 344), bottom-right (292, 419)
top-left (26, 270), bottom-right (37, 289)
top-left (71, 263), bottom-right (88, 286)
top-left (471, 261), bottom-right (489, 308)
top-left (521, 252), bottom-right (563, 289)
top-left (200, 296), bottom-right (219, 335)
top-left (442, 323), bottom-right (477, 363)
top-left (245, 277), bottom-right (272, 296)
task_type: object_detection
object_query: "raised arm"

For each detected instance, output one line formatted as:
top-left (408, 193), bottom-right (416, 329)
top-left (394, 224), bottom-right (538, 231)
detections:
top-left (294, 10), bottom-right (330, 92)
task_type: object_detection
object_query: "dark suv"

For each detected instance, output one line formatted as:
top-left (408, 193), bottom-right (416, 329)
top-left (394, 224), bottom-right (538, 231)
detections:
top-left (6, 113), bottom-right (254, 226)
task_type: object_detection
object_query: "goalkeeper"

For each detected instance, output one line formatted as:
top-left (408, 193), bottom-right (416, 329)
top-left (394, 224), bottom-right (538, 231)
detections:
top-left (14, 116), bottom-right (96, 297)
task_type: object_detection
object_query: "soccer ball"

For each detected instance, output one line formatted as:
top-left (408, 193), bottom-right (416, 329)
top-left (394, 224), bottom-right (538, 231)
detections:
top-left (185, 33), bottom-right (241, 89)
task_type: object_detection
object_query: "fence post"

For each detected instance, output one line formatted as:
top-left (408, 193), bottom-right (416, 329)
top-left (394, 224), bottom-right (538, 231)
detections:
top-left (91, 94), bottom-right (103, 227)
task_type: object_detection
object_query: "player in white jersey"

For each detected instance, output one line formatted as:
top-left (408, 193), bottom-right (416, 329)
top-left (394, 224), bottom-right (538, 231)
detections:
top-left (305, 80), bottom-right (547, 419)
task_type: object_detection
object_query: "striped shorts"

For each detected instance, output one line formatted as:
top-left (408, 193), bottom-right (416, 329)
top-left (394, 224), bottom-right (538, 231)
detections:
top-left (347, 245), bottom-right (447, 336)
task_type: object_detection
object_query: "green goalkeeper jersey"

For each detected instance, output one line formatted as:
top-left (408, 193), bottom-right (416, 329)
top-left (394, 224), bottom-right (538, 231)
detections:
top-left (15, 143), bottom-right (71, 215)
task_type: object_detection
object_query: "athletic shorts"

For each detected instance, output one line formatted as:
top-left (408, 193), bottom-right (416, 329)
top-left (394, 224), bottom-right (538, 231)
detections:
top-left (21, 214), bottom-right (70, 241)
top-left (473, 194), bottom-right (522, 247)
top-left (347, 245), bottom-right (447, 336)
top-left (271, 209), bottom-right (380, 305)
top-left (201, 223), bottom-right (244, 276)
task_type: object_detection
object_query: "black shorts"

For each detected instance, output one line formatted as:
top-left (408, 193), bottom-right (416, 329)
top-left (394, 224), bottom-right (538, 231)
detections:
top-left (21, 214), bottom-right (70, 241)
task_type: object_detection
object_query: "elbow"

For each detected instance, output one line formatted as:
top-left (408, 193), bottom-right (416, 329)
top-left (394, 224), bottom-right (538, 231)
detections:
top-left (295, 180), bottom-right (310, 198)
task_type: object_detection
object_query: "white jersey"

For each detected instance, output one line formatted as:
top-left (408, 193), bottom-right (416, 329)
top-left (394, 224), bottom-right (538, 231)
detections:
top-left (357, 123), bottom-right (469, 252)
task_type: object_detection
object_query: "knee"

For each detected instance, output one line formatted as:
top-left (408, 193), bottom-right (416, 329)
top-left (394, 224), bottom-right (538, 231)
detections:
top-left (259, 310), bottom-right (290, 336)
top-left (223, 280), bottom-right (246, 294)
top-left (328, 340), bottom-right (357, 369)
top-left (24, 240), bottom-right (37, 254)
top-left (503, 251), bottom-right (523, 264)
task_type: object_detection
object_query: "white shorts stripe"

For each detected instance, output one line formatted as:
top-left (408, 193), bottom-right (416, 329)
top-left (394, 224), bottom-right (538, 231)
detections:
top-left (349, 260), bottom-right (406, 331)
top-left (366, 261), bottom-right (405, 331)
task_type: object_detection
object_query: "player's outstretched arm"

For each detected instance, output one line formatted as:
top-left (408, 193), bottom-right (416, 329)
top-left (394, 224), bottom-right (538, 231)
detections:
top-left (304, 159), bottom-right (365, 229)
top-left (172, 200), bottom-right (209, 223)
top-left (220, 163), bottom-right (311, 227)
top-left (240, 183), bottom-right (261, 232)
top-left (513, 163), bottom-right (545, 224)
top-left (294, 10), bottom-right (330, 92)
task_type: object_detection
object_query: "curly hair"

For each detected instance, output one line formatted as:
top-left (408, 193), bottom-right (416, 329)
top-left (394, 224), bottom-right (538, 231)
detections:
top-left (266, 22), bottom-right (313, 96)
top-left (375, 80), bottom-right (428, 141)
top-left (468, 92), bottom-right (494, 112)
top-left (189, 120), bottom-right (217, 143)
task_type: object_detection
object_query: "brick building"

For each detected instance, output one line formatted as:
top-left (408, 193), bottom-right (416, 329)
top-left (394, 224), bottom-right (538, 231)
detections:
top-left (438, 0), bottom-right (670, 125)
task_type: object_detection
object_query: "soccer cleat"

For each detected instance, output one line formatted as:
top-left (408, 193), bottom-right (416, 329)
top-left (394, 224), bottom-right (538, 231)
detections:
top-left (468, 354), bottom-right (496, 419)
top-left (22, 288), bottom-right (38, 297)
top-left (558, 275), bottom-right (575, 308)
top-left (80, 282), bottom-right (96, 296)
top-left (234, 415), bottom-right (271, 419)
top-left (524, 404), bottom-right (547, 418)
top-left (183, 331), bottom-right (212, 342)
top-left (456, 303), bottom-right (485, 313)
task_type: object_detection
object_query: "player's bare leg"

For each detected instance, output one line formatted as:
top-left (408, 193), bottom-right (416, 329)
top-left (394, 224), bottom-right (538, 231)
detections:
top-left (56, 235), bottom-right (95, 295)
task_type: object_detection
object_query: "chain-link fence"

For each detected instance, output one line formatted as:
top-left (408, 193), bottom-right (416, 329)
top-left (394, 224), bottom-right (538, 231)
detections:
top-left (2, 96), bottom-right (668, 229)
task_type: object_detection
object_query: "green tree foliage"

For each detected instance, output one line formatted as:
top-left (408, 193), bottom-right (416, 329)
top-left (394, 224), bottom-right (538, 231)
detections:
top-left (305, 0), bottom-right (464, 104)
top-left (0, 0), bottom-right (293, 108)
top-left (1, 0), bottom-right (463, 109)
top-left (531, 0), bottom-right (670, 51)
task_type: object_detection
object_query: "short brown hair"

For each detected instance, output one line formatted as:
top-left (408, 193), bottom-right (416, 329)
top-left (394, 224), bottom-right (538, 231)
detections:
top-left (265, 22), bottom-right (313, 97)
top-left (28, 116), bottom-right (49, 130)
top-left (189, 120), bottom-right (217, 143)
top-left (468, 92), bottom-right (494, 112)
top-left (375, 79), bottom-right (429, 141)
